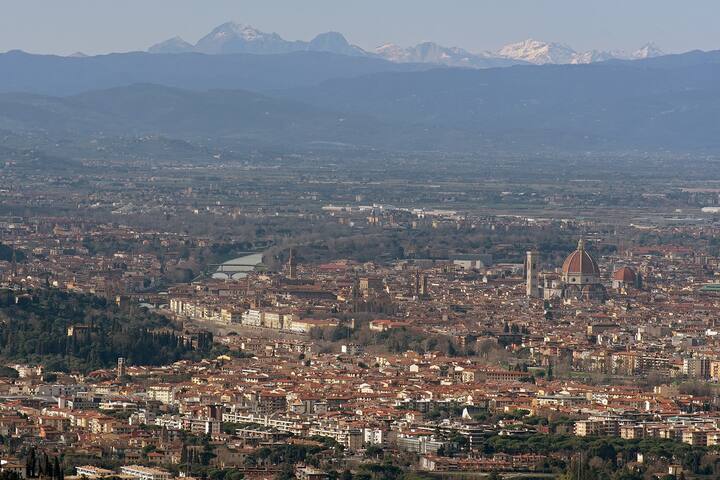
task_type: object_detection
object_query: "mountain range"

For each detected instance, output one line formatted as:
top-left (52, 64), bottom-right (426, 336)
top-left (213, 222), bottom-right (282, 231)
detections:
top-left (0, 20), bottom-right (718, 157)
top-left (149, 22), bottom-right (367, 57)
top-left (496, 39), bottom-right (663, 65)
top-left (147, 21), bottom-right (665, 67)
top-left (2, 49), bottom-right (720, 153)
top-left (0, 49), bottom-right (431, 96)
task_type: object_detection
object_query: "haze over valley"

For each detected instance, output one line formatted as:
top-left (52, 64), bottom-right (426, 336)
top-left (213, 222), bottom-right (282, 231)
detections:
top-left (2, 4), bottom-right (720, 480)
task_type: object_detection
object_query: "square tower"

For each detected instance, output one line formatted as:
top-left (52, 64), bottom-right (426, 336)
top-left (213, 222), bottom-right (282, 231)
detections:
top-left (526, 251), bottom-right (539, 298)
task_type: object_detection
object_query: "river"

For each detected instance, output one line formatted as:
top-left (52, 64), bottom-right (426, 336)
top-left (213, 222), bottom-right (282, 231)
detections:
top-left (212, 252), bottom-right (264, 280)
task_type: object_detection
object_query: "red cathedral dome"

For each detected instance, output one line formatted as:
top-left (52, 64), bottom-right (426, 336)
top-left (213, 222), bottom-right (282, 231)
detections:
top-left (613, 266), bottom-right (637, 283)
top-left (561, 239), bottom-right (600, 276)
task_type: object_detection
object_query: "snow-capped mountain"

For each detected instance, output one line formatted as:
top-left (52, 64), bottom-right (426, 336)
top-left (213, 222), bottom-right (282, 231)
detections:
top-left (374, 44), bottom-right (408, 62)
top-left (374, 42), bottom-right (521, 68)
top-left (496, 38), bottom-right (665, 65)
top-left (193, 22), bottom-right (305, 55)
top-left (148, 22), bottom-right (668, 69)
top-left (632, 42), bottom-right (664, 59)
top-left (148, 22), bottom-right (368, 57)
top-left (570, 49), bottom-right (626, 64)
top-left (498, 39), bottom-right (578, 65)
top-left (376, 38), bottom-right (665, 67)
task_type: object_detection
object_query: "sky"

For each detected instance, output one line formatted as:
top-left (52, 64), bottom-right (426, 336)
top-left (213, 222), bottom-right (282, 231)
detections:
top-left (1, 0), bottom-right (719, 56)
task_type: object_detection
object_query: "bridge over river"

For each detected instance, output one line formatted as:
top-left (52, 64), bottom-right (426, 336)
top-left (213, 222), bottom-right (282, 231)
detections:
top-left (209, 252), bottom-right (265, 280)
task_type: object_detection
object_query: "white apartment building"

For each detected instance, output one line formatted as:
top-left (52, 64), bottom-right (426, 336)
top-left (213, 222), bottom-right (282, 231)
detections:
top-left (120, 466), bottom-right (172, 480)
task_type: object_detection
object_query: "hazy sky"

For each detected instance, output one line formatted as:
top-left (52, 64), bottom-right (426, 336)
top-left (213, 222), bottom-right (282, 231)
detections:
top-left (2, 0), bottom-right (719, 55)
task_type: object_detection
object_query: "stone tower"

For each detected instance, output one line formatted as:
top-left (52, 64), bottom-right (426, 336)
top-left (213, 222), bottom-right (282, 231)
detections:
top-left (526, 251), bottom-right (539, 298)
top-left (287, 248), bottom-right (297, 279)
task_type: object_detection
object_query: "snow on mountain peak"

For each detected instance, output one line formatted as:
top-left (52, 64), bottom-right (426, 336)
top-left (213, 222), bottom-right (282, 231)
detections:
top-left (498, 39), bottom-right (577, 65)
top-left (496, 39), bottom-right (666, 65)
top-left (570, 49), bottom-right (626, 64)
top-left (632, 42), bottom-right (664, 59)
top-left (374, 41), bottom-right (521, 68)
top-left (146, 22), bottom-right (669, 67)
top-left (193, 22), bottom-right (291, 55)
top-left (212, 22), bottom-right (265, 41)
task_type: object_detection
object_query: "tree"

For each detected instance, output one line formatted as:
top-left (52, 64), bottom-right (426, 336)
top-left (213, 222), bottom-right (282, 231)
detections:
top-left (612, 469), bottom-right (642, 480)
top-left (26, 448), bottom-right (36, 479)
top-left (589, 441), bottom-right (616, 464)
top-left (43, 453), bottom-right (51, 478)
top-left (364, 445), bottom-right (383, 459)
top-left (209, 469), bottom-right (244, 480)
top-left (275, 464), bottom-right (294, 480)
top-left (682, 449), bottom-right (703, 473)
top-left (0, 366), bottom-right (19, 378)
top-left (52, 457), bottom-right (61, 480)
top-left (0, 290), bottom-right (202, 373)
top-left (0, 472), bottom-right (22, 480)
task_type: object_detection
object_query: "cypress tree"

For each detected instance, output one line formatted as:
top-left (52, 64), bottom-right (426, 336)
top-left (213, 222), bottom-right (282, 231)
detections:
top-left (44, 453), bottom-right (51, 479)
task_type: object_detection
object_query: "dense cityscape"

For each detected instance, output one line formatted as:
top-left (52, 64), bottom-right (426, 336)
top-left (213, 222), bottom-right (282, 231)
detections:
top-left (2, 2), bottom-right (720, 480)
top-left (1, 148), bottom-right (720, 480)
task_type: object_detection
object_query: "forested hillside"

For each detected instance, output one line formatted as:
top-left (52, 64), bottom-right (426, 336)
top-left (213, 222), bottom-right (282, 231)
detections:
top-left (0, 289), bottom-right (202, 373)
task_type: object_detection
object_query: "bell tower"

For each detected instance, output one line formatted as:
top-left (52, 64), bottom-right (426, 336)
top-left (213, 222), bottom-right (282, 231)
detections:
top-left (526, 251), bottom-right (539, 298)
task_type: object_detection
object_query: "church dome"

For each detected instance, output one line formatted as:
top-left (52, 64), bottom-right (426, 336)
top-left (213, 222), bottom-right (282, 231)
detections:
top-left (562, 239), bottom-right (600, 276)
top-left (613, 266), bottom-right (637, 283)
